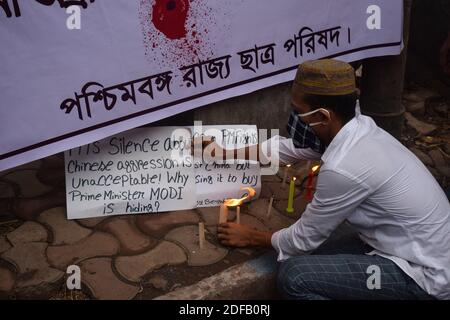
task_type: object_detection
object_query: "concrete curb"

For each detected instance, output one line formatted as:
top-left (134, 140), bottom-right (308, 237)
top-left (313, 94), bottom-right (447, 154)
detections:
top-left (154, 252), bottom-right (280, 300)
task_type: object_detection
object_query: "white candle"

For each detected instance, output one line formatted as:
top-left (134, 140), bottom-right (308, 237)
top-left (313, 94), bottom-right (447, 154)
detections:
top-left (219, 204), bottom-right (228, 224)
top-left (198, 222), bottom-right (205, 249)
top-left (236, 206), bottom-right (241, 224)
top-left (266, 196), bottom-right (274, 218)
top-left (282, 164), bottom-right (291, 185)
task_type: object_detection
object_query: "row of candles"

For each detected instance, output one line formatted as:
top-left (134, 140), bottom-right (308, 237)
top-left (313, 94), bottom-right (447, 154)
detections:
top-left (198, 163), bottom-right (320, 249)
top-left (283, 162), bottom-right (320, 213)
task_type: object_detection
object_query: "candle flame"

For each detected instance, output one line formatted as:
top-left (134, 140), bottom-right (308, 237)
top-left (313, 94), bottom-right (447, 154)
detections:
top-left (293, 177), bottom-right (297, 181)
top-left (223, 198), bottom-right (245, 207)
top-left (311, 165), bottom-right (320, 173)
top-left (241, 186), bottom-right (256, 198)
top-left (223, 187), bottom-right (256, 207)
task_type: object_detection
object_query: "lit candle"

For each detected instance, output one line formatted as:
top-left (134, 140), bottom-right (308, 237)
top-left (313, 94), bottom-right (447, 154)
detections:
top-left (266, 195), bottom-right (274, 218)
top-left (236, 206), bottom-right (241, 224)
top-left (198, 222), bottom-right (205, 249)
top-left (282, 164), bottom-right (291, 186)
top-left (305, 165), bottom-right (320, 201)
top-left (219, 187), bottom-right (255, 228)
top-left (219, 204), bottom-right (228, 224)
top-left (286, 177), bottom-right (296, 213)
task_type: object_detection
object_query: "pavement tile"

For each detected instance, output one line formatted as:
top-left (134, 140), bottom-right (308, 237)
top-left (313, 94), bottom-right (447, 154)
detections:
top-left (0, 267), bottom-right (15, 292)
top-left (0, 236), bottom-right (12, 254)
top-left (0, 160), bottom-right (42, 179)
top-left (429, 149), bottom-right (447, 167)
top-left (6, 221), bottom-right (48, 246)
top-left (100, 216), bottom-right (159, 255)
top-left (405, 101), bottom-right (425, 116)
top-left (2, 242), bottom-right (50, 271)
top-left (115, 241), bottom-right (186, 282)
top-left (80, 257), bottom-right (140, 300)
top-left (47, 232), bottom-right (120, 270)
top-left (246, 198), bottom-right (295, 231)
top-left (2, 170), bottom-right (52, 198)
top-left (8, 191), bottom-right (65, 221)
top-left (273, 196), bottom-right (308, 220)
top-left (76, 217), bottom-right (108, 228)
top-left (38, 207), bottom-right (92, 245)
top-left (147, 275), bottom-right (168, 291)
top-left (135, 210), bottom-right (199, 238)
top-left (1, 242), bottom-right (64, 290)
top-left (36, 167), bottom-right (65, 187)
top-left (403, 88), bottom-right (438, 102)
top-left (431, 101), bottom-right (448, 118)
top-left (405, 112), bottom-right (437, 135)
top-left (437, 166), bottom-right (450, 178)
top-left (165, 225), bottom-right (228, 267)
top-left (238, 214), bottom-right (270, 233)
top-left (0, 180), bottom-right (18, 198)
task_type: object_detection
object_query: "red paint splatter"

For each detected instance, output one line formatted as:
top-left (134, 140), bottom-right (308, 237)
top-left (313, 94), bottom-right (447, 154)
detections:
top-left (151, 0), bottom-right (189, 40)
top-left (139, 0), bottom-right (231, 68)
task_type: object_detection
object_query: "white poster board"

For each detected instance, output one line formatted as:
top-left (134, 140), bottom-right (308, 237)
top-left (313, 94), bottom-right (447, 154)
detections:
top-left (65, 125), bottom-right (261, 219)
top-left (193, 125), bottom-right (261, 207)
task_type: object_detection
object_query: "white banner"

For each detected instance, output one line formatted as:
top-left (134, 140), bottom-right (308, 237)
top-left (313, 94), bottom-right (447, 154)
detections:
top-left (0, 0), bottom-right (403, 171)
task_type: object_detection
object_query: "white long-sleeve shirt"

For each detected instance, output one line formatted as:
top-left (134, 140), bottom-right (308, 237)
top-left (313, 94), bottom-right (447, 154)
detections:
top-left (261, 113), bottom-right (450, 300)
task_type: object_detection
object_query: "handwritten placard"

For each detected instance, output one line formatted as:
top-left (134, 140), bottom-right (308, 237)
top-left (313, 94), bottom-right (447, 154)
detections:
top-left (65, 126), bottom-right (196, 219)
top-left (193, 125), bottom-right (261, 207)
top-left (65, 125), bottom-right (261, 219)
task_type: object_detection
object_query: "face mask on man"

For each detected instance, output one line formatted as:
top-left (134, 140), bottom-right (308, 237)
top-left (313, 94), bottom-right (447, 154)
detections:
top-left (286, 108), bottom-right (330, 154)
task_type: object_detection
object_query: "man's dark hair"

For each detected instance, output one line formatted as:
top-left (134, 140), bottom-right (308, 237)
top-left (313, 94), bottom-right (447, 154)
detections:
top-left (303, 91), bottom-right (357, 124)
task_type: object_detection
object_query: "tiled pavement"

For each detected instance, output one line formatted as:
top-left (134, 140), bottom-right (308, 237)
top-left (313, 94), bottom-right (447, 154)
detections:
top-left (0, 156), bottom-right (313, 300)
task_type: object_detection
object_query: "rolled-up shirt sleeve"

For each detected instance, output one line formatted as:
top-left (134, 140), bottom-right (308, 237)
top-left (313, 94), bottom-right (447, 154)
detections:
top-left (259, 135), bottom-right (322, 165)
top-left (271, 169), bottom-right (371, 261)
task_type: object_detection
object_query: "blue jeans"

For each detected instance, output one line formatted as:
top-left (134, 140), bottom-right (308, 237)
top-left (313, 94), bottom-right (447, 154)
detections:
top-left (277, 224), bottom-right (435, 300)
